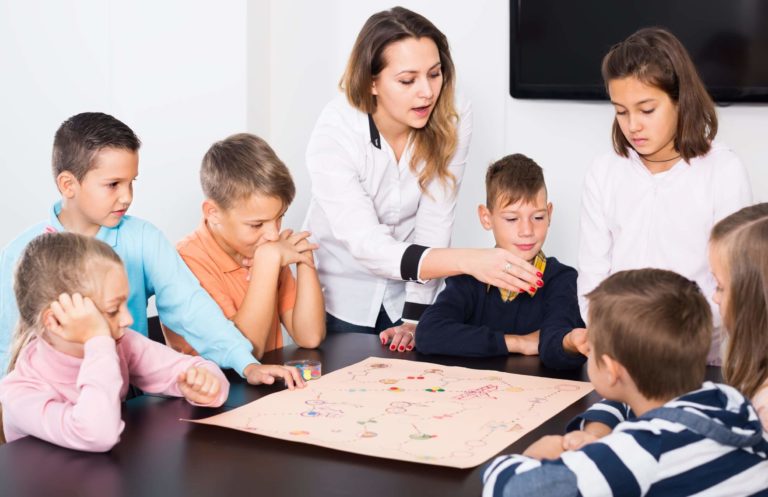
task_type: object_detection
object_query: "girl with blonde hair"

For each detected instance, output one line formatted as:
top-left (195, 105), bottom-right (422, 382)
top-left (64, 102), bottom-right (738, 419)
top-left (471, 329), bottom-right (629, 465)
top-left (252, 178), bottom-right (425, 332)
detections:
top-left (0, 233), bottom-right (229, 449)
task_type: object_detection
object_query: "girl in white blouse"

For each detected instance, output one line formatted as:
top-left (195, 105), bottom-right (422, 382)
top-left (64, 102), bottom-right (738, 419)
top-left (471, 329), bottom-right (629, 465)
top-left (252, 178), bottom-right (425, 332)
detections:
top-left (577, 27), bottom-right (752, 362)
top-left (304, 7), bottom-right (541, 351)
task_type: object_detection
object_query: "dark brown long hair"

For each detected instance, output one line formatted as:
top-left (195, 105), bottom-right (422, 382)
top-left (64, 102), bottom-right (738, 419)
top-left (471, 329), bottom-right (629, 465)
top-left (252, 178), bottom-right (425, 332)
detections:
top-left (602, 27), bottom-right (717, 162)
top-left (340, 6), bottom-right (458, 193)
top-left (710, 203), bottom-right (768, 399)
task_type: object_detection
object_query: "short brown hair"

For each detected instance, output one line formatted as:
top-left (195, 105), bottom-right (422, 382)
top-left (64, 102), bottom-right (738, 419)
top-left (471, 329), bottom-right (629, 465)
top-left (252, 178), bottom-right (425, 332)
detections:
top-left (710, 203), bottom-right (768, 399)
top-left (200, 133), bottom-right (295, 210)
top-left (341, 6), bottom-right (458, 194)
top-left (52, 112), bottom-right (141, 182)
top-left (485, 154), bottom-right (546, 210)
top-left (587, 269), bottom-right (712, 400)
top-left (602, 27), bottom-right (717, 162)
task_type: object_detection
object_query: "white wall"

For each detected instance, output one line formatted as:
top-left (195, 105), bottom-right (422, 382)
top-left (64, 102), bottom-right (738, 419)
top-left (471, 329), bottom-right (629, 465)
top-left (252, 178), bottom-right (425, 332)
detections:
top-left (2, 0), bottom-right (767, 273)
top-left (1, 0), bottom-right (108, 247)
top-left (0, 0), bottom-right (248, 249)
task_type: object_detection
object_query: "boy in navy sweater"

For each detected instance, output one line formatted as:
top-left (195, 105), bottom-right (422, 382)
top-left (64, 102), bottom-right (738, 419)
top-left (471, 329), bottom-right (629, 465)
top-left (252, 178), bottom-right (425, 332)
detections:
top-left (415, 154), bottom-right (586, 369)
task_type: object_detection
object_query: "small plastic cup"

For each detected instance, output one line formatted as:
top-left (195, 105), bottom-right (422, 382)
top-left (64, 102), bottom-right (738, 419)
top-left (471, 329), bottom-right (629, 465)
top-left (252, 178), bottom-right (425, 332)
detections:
top-left (284, 359), bottom-right (322, 381)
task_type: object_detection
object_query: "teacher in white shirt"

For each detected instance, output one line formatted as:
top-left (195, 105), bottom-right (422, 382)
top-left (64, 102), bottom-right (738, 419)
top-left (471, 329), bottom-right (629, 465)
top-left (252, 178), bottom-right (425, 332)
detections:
top-left (303, 6), bottom-right (539, 351)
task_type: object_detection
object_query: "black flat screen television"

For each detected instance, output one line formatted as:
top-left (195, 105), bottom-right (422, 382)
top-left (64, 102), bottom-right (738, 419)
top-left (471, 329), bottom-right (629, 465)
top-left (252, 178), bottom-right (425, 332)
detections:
top-left (510, 0), bottom-right (768, 102)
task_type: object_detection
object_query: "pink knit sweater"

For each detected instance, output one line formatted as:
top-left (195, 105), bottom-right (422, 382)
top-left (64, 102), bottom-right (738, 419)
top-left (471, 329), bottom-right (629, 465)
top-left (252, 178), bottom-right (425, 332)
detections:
top-left (0, 330), bottom-right (229, 451)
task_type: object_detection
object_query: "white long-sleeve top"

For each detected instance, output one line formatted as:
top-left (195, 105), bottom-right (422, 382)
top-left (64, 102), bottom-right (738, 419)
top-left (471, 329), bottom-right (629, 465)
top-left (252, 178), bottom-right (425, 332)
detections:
top-left (303, 94), bottom-right (472, 326)
top-left (577, 142), bottom-right (752, 327)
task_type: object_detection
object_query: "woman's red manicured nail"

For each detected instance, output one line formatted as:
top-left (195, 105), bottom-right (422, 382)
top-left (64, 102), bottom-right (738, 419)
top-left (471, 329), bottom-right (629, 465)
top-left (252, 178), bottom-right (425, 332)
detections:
top-left (536, 280), bottom-right (543, 287)
top-left (536, 271), bottom-right (543, 277)
top-left (529, 286), bottom-right (536, 292)
top-left (399, 346), bottom-right (405, 351)
top-left (390, 346), bottom-right (396, 351)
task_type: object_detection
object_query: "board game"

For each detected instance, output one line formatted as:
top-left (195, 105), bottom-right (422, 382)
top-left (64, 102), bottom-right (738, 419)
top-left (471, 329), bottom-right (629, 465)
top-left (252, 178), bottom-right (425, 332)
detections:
top-left (191, 357), bottom-right (593, 468)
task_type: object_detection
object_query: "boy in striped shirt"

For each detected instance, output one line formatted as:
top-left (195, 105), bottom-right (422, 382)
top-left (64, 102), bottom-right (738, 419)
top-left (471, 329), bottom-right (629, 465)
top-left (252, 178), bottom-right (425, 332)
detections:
top-left (483, 268), bottom-right (768, 497)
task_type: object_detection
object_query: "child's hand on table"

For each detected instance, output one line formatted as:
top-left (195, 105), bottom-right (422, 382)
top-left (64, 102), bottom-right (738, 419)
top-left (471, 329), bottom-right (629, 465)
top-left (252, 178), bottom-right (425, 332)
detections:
top-left (505, 330), bottom-right (540, 355)
top-left (523, 435), bottom-right (566, 460)
top-left (562, 430), bottom-right (599, 451)
top-left (178, 367), bottom-right (222, 405)
top-left (244, 363), bottom-right (306, 389)
top-left (563, 327), bottom-right (589, 356)
top-left (380, 323), bottom-right (416, 352)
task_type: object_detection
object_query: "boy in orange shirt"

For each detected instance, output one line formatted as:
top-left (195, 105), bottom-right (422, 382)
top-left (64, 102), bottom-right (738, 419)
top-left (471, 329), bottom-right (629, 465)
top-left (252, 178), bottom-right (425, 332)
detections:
top-left (164, 134), bottom-right (325, 358)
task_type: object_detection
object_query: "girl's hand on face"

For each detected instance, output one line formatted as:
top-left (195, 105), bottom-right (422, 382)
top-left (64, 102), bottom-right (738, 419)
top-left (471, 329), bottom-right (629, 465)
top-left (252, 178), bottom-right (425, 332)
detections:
top-left (178, 367), bottom-right (222, 405)
top-left (47, 293), bottom-right (111, 344)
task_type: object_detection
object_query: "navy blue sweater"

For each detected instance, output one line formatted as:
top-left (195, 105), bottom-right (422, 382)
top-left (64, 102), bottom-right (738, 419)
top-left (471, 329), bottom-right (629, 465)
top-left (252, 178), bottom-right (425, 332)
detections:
top-left (415, 257), bottom-right (585, 370)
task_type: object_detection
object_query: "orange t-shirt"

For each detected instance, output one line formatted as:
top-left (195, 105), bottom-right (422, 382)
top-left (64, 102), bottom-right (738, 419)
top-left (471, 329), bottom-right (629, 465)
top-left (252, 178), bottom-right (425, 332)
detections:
top-left (164, 221), bottom-right (296, 356)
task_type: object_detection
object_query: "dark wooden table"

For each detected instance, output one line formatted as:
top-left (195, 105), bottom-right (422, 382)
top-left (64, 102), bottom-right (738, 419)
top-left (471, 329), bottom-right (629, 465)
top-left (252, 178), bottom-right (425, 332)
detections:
top-left (0, 333), bottom-right (720, 497)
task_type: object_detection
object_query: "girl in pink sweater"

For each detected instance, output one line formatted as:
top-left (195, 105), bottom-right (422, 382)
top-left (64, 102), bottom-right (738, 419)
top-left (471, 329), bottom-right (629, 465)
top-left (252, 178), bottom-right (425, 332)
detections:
top-left (0, 232), bottom-right (229, 451)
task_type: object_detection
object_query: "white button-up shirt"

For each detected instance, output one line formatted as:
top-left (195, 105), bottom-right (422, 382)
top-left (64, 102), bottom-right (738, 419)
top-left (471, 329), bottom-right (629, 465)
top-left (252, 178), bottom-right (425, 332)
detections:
top-left (578, 142), bottom-right (753, 329)
top-left (303, 94), bottom-right (472, 326)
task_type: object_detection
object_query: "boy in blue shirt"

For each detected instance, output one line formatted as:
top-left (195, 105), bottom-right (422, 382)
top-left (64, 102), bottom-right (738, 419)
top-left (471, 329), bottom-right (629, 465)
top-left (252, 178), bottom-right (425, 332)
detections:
top-left (482, 269), bottom-right (768, 496)
top-left (0, 112), bottom-right (303, 387)
top-left (415, 154), bottom-right (586, 369)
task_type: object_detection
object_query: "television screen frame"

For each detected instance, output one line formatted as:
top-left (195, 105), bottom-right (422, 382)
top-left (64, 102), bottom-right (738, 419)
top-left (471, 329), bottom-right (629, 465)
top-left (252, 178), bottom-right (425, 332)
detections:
top-left (509, 0), bottom-right (768, 103)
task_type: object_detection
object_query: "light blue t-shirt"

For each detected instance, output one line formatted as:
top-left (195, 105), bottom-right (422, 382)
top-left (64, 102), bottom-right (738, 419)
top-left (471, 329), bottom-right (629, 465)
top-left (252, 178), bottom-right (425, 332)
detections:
top-left (0, 202), bottom-right (257, 375)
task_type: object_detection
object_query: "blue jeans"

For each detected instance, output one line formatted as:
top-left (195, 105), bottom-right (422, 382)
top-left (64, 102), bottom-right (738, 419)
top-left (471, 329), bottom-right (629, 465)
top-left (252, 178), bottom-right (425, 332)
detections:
top-left (325, 307), bottom-right (402, 336)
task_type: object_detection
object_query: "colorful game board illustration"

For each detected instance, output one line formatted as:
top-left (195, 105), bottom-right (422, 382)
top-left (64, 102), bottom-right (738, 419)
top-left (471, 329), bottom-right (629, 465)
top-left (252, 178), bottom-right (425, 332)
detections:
top-left (190, 357), bottom-right (593, 468)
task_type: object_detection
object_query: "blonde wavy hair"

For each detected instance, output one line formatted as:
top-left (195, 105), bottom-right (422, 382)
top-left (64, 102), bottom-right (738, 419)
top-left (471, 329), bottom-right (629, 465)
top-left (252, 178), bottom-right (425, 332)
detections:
top-left (340, 6), bottom-right (458, 193)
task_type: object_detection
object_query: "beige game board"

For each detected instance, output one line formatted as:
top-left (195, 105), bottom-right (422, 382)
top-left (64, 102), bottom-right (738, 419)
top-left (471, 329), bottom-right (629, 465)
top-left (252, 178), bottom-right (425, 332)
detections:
top-left (191, 357), bottom-right (593, 468)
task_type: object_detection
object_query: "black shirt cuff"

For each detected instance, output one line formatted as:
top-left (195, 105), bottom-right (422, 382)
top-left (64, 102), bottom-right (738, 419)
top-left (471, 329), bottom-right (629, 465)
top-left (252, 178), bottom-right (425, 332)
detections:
top-left (402, 301), bottom-right (430, 321)
top-left (400, 244), bottom-right (429, 281)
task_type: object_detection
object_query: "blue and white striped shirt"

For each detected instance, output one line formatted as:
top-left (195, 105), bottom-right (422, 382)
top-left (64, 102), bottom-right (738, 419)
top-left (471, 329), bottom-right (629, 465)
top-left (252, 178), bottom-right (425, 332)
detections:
top-left (483, 382), bottom-right (768, 496)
